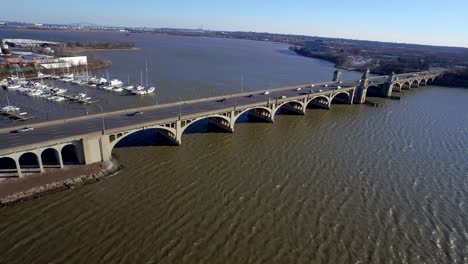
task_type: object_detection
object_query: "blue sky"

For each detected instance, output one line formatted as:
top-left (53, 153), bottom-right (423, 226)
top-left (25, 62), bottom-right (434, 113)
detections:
top-left (2, 0), bottom-right (468, 47)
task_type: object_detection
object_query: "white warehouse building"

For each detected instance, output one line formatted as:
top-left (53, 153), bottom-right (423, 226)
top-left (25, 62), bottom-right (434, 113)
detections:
top-left (40, 56), bottom-right (88, 69)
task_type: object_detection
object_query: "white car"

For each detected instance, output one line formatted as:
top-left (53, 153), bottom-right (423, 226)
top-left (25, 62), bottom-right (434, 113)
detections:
top-left (14, 127), bottom-right (34, 133)
top-left (318, 89), bottom-right (323, 92)
top-left (296, 88), bottom-right (301, 91)
top-left (264, 91), bottom-right (270, 95)
top-left (337, 86), bottom-right (342, 89)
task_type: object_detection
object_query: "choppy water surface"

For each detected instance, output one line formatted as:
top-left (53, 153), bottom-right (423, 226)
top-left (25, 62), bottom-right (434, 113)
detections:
top-left (0, 30), bottom-right (467, 264)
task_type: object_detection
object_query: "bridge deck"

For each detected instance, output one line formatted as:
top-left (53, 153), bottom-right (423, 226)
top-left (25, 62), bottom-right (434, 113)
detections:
top-left (0, 70), bottom-right (440, 156)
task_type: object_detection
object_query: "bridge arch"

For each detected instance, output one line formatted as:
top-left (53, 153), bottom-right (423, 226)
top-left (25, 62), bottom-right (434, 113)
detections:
top-left (419, 79), bottom-right (427, 86)
top-left (411, 80), bottom-right (419, 88)
top-left (392, 83), bottom-right (401, 92)
top-left (19, 152), bottom-right (41, 173)
top-left (232, 106), bottom-right (273, 124)
top-left (180, 114), bottom-right (232, 135)
top-left (330, 91), bottom-right (350, 104)
top-left (427, 78), bottom-right (433, 85)
top-left (110, 125), bottom-right (178, 152)
top-left (61, 144), bottom-right (81, 165)
top-left (306, 95), bottom-right (330, 109)
top-left (402, 81), bottom-right (411, 90)
top-left (0, 157), bottom-right (18, 177)
top-left (273, 100), bottom-right (305, 115)
top-left (41, 148), bottom-right (61, 168)
top-left (367, 85), bottom-right (383, 97)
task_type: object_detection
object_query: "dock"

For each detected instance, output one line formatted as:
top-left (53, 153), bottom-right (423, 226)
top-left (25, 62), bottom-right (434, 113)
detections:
top-left (0, 110), bottom-right (28, 121)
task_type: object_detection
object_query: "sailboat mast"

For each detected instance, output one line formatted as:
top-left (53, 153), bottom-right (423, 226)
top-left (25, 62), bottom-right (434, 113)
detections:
top-left (145, 59), bottom-right (148, 88)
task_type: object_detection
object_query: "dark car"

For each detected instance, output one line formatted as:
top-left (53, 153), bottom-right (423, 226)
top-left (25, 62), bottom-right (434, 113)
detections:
top-left (247, 94), bottom-right (254, 98)
top-left (217, 98), bottom-right (227, 103)
top-left (128, 111), bottom-right (144, 116)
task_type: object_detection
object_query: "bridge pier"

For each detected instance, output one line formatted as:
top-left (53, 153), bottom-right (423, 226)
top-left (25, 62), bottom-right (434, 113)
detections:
top-left (82, 136), bottom-right (111, 164)
top-left (14, 158), bottom-right (23, 178)
top-left (354, 69), bottom-right (370, 104)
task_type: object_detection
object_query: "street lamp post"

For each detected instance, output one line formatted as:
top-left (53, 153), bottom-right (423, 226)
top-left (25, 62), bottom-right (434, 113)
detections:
top-left (96, 103), bottom-right (105, 135)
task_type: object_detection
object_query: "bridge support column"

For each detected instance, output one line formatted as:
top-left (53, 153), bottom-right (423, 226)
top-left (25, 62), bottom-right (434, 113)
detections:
top-left (354, 69), bottom-right (370, 104)
top-left (333, 70), bottom-right (342, 83)
top-left (81, 136), bottom-right (112, 164)
top-left (37, 154), bottom-right (45, 173)
top-left (14, 158), bottom-right (23, 178)
top-left (58, 152), bottom-right (64, 168)
top-left (383, 72), bottom-right (395, 97)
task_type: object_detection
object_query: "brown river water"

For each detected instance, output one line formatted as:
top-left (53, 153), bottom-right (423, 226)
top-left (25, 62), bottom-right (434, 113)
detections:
top-left (0, 30), bottom-right (467, 264)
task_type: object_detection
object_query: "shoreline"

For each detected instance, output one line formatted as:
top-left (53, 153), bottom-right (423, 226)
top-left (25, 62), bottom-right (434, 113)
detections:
top-left (0, 159), bottom-right (122, 206)
top-left (59, 46), bottom-right (140, 55)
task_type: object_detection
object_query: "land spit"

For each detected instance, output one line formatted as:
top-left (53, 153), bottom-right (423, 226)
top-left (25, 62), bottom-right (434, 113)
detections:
top-left (0, 160), bottom-right (121, 206)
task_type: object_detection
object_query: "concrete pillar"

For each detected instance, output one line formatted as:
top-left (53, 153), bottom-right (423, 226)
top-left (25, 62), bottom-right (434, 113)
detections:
top-left (57, 150), bottom-right (64, 168)
top-left (14, 158), bottom-right (23, 178)
top-left (354, 68), bottom-right (370, 104)
top-left (333, 70), bottom-right (342, 83)
top-left (81, 136), bottom-right (111, 164)
top-left (37, 153), bottom-right (44, 173)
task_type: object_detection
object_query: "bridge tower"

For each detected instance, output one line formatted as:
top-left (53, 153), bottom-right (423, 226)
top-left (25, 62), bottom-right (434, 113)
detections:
top-left (383, 72), bottom-right (396, 97)
top-left (354, 68), bottom-right (370, 104)
top-left (333, 70), bottom-right (342, 83)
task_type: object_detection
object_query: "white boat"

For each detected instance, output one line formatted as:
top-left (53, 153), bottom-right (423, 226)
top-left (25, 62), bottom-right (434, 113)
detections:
top-left (97, 78), bottom-right (108, 85)
top-left (61, 78), bottom-right (74, 82)
top-left (37, 72), bottom-right (51, 78)
top-left (146, 87), bottom-right (155, 94)
top-left (123, 85), bottom-right (134, 91)
top-left (132, 90), bottom-right (147, 95)
top-left (113, 87), bottom-right (124, 92)
top-left (55, 97), bottom-right (66, 102)
top-left (109, 79), bottom-right (123, 87)
top-left (102, 86), bottom-right (113, 91)
top-left (62, 73), bottom-right (74, 79)
top-left (1, 105), bottom-right (20, 112)
top-left (7, 84), bottom-right (21, 90)
top-left (78, 93), bottom-right (87, 98)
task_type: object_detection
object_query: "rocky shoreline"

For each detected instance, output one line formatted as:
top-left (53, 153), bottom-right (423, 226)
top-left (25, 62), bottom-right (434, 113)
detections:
top-left (0, 160), bottom-right (123, 206)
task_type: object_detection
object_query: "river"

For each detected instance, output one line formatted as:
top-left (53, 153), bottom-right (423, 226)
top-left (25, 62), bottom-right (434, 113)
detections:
top-left (0, 30), bottom-right (467, 264)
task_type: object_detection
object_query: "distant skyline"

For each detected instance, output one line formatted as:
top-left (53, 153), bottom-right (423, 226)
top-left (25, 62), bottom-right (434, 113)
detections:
top-left (2, 0), bottom-right (468, 47)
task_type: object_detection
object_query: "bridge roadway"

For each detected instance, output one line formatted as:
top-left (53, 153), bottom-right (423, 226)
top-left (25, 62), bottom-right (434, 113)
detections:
top-left (0, 80), bottom-right (358, 154)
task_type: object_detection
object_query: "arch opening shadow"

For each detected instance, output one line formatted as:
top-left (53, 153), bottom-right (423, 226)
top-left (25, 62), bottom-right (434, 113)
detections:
top-left (392, 83), bottom-right (401, 92)
top-left (41, 148), bottom-right (61, 168)
top-left (235, 109), bottom-right (271, 124)
top-left (331, 93), bottom-right (350, 104)
top-left (114, 128), bottom-right (176, 150)
top-left (19, 152), bottom-right (40, 173)
top-left (183, 117), bottom-right (231, 135)
top-left (0, 157), bottom-right (18, 178)
top-left (411, 80), bottom-right (419, 88)
top-left (367, 85), bottom-right (382, 97)
top-left (61, 145), bottom-right (81, 165)
top-left (275, 102), bottom-right (304, 116)
top-left (307, 96), bottom-right (330, 109)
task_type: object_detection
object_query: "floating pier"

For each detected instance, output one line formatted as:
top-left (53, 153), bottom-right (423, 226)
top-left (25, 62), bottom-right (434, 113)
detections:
top-left (0, 110), bottom-right (28, 121)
